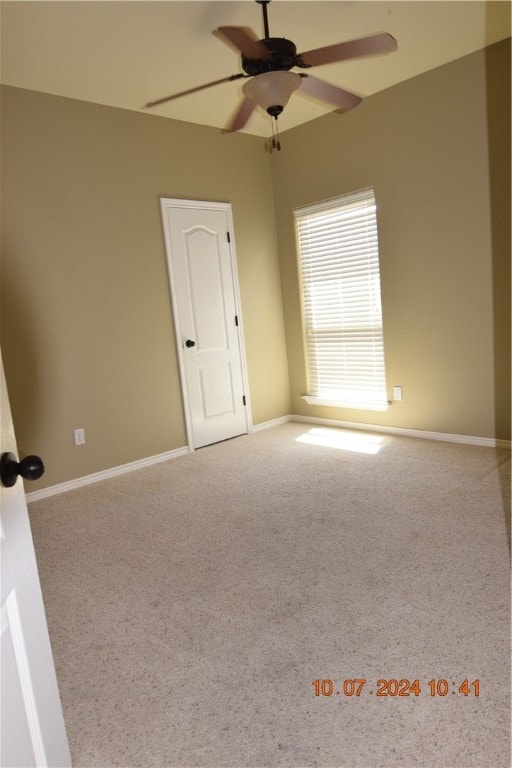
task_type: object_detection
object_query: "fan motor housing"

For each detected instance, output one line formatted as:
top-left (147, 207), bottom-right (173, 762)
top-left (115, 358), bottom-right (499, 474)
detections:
top-left (242, 37), bottom-right (300, 75)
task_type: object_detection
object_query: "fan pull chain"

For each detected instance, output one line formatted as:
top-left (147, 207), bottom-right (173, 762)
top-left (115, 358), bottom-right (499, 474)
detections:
top-left (270, 117), bottom-right (281, 152)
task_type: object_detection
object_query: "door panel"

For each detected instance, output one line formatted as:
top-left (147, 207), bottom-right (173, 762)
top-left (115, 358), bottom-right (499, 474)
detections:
top-left (1, 594), bottom-right (41, 768)
top-left (186, 227), bottom-right (228, 352)
top-left (161, 199), bottom-right (250, 449)
top-left (199, 362), bottom-right (235, 418)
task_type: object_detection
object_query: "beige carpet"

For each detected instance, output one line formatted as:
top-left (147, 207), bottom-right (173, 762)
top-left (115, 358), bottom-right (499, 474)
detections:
top-left (28, 423), bottom-right (511, 768)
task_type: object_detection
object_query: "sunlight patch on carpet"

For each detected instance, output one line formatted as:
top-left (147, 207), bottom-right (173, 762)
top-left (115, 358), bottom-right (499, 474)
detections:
top-left (296, 427), bottom-right (383, 455)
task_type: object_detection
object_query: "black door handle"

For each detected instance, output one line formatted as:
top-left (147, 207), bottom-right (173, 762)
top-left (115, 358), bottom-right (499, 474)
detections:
top-left (185, 339), bottom-right (196, 348)
top-left (0, 452), bottom-right (45, 488)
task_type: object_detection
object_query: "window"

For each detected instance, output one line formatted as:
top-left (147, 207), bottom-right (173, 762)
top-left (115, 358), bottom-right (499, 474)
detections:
top-left (295, 188), bottom-right (388, 411)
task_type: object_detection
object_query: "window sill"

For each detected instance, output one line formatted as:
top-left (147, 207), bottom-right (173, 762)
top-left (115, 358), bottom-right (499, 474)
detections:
top-left (302, 395), bottom-right (390, 412)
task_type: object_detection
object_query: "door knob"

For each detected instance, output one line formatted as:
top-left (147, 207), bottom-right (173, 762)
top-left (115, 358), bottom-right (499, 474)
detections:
top-left (0, 452), bottom-right (45, 488)
top-left (185, 339), bottom-right (196, 348)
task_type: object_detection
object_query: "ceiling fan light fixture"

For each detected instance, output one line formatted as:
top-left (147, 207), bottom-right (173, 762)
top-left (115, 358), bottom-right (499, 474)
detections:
top-left (242, 71), bottom-right (302, 117)
top-left (145, 0), bottom-right (398, 135)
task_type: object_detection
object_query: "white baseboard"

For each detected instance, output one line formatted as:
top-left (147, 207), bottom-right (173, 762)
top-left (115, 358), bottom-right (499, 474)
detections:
top-left (26, 446), bottom-right (190, 503)
top-left (252, 415), bottom-right (293, 432)
top-left (291, 414), bottom-right (511, 449)
top-left (26, 416), bottom-right (510, 503)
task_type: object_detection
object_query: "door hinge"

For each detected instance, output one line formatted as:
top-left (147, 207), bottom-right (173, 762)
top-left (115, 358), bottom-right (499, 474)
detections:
top-left (242, 395), bottom-right (246, 406)
top-left (235, 315), bottom-right (239, 326)
top-left (227, 231), bottom-right (231, 243)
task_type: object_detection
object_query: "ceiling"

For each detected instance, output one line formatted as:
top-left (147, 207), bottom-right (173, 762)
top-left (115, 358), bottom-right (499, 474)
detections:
top-left (1, 1), bottom-right (510, 137)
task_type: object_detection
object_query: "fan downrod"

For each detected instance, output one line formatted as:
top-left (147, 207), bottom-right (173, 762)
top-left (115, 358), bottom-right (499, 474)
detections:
top-left (256, 0), bottom-right (271, 39)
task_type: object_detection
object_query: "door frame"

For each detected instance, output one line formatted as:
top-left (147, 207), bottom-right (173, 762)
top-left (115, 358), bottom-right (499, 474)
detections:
top-left (160, 198), bottom-right (252, 451)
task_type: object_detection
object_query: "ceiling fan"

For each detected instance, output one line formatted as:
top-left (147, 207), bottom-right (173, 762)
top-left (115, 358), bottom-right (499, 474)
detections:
top-left (145, 0), bottom-right (397, 139)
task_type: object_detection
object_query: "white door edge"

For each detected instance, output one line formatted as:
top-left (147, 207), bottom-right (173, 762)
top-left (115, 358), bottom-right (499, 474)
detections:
top-left (160, 197), bottom-right (252, 450)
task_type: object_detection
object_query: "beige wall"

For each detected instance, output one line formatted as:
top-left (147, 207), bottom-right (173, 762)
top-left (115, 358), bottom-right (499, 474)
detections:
top-left (272, 39), bottom-right (510, 440)
top-left (0, 87), bottom-right (291, 489)
top-left (1, 40), bottom-right (509, 492)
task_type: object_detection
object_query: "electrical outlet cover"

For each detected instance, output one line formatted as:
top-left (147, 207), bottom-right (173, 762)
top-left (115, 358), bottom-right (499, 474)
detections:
top-left (74, 428), bottom-right (85, 445)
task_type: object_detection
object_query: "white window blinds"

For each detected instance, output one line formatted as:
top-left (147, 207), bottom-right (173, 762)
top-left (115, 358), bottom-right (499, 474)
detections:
top-left (295, 188), bottom-right (388, 411)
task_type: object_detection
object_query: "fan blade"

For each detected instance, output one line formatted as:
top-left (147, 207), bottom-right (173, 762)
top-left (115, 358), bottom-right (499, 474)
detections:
top-left (299, 32), bottom-right (397, 68)
top-left (224, 97), bottom-right (257, 133)
top-left (299, 75), bottom-right (362, 111)
top-left (214, 26), bottom-right (270, 60)
top-left (144, 74), bottom-right (244, 108)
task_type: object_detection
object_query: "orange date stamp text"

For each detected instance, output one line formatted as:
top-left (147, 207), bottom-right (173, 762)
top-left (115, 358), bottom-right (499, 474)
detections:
top-left (312, 678), bottom-right (480, 698)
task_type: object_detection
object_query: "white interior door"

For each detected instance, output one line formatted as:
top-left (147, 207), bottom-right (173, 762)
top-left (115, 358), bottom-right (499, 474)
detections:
top-left (161, 199), bottom-right (251, 449)
top-left (1, 354), bottom-right (71, 767)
